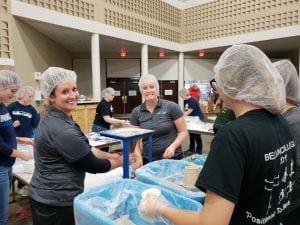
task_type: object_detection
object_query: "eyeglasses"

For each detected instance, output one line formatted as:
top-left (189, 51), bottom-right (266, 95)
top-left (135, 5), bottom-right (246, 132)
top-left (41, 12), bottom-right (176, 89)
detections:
top-left (210, 79), bottom-right (217, 91)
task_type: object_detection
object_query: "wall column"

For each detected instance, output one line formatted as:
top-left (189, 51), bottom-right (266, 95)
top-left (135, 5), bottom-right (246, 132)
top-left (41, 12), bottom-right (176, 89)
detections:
top-left (178, 52), bottom-right (184, 107)
top-left (141, 44), bottom-right (148, 76)
top-left (91, 33), bottom-right (101, 101)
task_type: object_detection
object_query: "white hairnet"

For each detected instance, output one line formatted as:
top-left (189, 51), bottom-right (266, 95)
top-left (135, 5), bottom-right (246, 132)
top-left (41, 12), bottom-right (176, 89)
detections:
top-left (41, 67), bottom-right (77, 98)
top-left (213, 44), bottom-right (286, 114)
top-left (17, 86), bottom-right (35, 100)
top-left (138, 74), bottom-right (160, 94)
top-left (0, 70), bottom-right (22, 89)
top-left (102, 87), bottom-right (115, 98)
top-left (178, 88), bottom-right (189, 97)
top-left (273, 59), bottom-right (300, 104)
top-left (191, 83), bottom-right (198, 88)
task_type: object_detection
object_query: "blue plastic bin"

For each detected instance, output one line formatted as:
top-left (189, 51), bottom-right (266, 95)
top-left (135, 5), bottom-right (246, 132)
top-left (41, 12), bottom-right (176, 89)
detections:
top-left (135, 159), bottom-right (206, 202)
top-left (74, 179), bottom-right (202, 225)
top-left (181, 154), bottom-right (207, 166)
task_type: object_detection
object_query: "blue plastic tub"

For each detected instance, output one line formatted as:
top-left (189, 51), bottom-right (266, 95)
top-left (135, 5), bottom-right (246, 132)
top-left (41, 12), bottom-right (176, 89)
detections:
top-left (74, 179), bottom-right (202, 225)
top-left (135, 159), bottom-right (206, 202)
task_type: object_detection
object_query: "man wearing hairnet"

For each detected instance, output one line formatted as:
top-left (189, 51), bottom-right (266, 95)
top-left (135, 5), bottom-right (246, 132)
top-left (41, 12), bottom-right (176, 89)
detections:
top-left (0, 70), bottom-right (32, 225)
top-left (139, 44), bottom-right (296, 225)
top-left (274, 59), bottom-right (300, 225)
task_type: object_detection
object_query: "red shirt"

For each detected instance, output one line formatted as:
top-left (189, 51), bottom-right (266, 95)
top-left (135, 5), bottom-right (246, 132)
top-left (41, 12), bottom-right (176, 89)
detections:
top-left (188, 87), bottom-right (201, 101)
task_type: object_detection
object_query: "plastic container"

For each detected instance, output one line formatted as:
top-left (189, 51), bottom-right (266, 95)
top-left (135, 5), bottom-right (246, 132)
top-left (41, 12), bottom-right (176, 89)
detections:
top-left (135, 159), bottom-right (206, 202)
top-left (181, 154), bottom-right (207, 166)
top-left (74, 179), bottom-right (202, 225)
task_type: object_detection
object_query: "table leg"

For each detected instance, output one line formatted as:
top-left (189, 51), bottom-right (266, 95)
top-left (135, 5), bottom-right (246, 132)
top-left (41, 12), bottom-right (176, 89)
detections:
top-left (10, 176), bottom-right (17, 203)
top-left (148, 134), bottom-right (152, 162)
top-left (122, 140), bottom-right (129, 178)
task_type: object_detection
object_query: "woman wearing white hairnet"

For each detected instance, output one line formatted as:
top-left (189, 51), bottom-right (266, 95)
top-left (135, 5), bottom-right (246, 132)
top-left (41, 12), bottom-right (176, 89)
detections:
top-left (7, 86), bottom-right (40, 138)
top-left (29, 67), bottom-right (123, 225)
top-left (130, 74), bottom-right (187, 167)
top-left (274, 59), bottom-right (300, 225)
top-left (139, 44), bottom-right (296, 225)
top-left (7, 85), bottom-right (40, 195)
top-left (91, 87), bottom-right (126, 151)
top-left (0, 70), bottom-right (32, 225)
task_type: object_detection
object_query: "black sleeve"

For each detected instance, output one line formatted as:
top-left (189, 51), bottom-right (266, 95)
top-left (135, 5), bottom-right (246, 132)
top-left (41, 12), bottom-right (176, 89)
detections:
top-left (72, 151), bottom-right (111, 173)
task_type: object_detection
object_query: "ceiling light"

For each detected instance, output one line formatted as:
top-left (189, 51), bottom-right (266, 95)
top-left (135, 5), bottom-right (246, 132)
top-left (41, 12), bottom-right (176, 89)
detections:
top-left (198, 49), bottom-right (205, 57)
top-left (120, 47), bottom-right (126, 57)
top-left (159, 48), bottom-right (165, 57)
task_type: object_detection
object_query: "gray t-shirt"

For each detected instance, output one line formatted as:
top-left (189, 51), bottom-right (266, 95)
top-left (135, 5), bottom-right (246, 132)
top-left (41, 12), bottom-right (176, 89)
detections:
top-left (130, 99), bottom-right (183, 160)
top-left (29, 108), bottom-right (90, 206)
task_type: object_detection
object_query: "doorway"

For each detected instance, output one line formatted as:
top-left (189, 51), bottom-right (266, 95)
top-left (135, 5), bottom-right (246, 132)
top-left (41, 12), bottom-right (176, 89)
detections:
top-left (159, 80), bottom-right (178, 103)
top-left (107, 78), bottom-right (141, 117)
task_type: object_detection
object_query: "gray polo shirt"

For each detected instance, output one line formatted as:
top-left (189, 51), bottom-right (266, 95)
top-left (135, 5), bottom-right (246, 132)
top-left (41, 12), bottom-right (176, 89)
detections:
top-left (130, 99), bottom-right (183, 160)
top-left (29, 108), bottom-right (90, 206)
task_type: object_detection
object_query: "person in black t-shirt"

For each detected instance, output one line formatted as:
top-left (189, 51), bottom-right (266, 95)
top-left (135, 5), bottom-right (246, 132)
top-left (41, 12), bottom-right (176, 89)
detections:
top-left (138, 44), bottom-right (296, 225)
top-left (91, 87), bottom-right (126, 151)
top-left (92, 87), bottom-right (125, 132)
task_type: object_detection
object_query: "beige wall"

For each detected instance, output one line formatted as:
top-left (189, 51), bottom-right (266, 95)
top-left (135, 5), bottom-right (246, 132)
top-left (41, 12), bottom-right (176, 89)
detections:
top-left (184, 58), bottom-right (216, 81)
top-left (73, 58), bottom-right (92, 98)
top-left (12, 18), bottom-right (72, 102)
top-left (73, 56), bottom-right (216, 86)
top-left (149, 59), bottom-right (178, 80)
top-left (73, 58), bottom-right (107, 99)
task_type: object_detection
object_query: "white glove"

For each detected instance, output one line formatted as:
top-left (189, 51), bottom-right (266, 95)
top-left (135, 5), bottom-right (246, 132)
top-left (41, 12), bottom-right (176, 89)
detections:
top-left (139, 194), bottom-right (169, 221)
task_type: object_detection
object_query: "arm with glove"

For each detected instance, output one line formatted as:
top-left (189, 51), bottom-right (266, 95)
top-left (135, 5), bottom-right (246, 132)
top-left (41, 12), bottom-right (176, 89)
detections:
top-left (138, 190), bottom-right (234, 225)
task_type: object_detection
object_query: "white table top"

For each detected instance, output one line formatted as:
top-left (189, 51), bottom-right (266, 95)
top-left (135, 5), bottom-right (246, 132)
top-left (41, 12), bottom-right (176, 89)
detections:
top-left (99, 127), bottom-right (154, 139)
top-left (85, 132), bottom-right (121, 147)
top-left (207, 116), bottom-right (217, 122)
top-left (185, 116), bottom-right (214, 135)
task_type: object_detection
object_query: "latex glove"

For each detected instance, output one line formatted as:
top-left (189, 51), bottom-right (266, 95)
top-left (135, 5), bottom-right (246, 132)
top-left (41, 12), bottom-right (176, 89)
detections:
top-left (139, 194), bottom-right (169, 221)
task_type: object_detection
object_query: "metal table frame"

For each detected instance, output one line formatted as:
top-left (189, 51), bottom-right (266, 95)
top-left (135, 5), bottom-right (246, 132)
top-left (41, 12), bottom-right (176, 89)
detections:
top-left (99, 128), bottom-right (154, 178)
